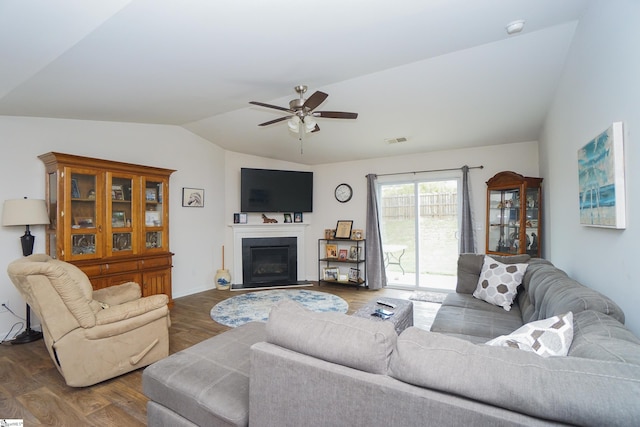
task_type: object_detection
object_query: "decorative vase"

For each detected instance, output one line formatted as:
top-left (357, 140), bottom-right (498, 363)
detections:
top-left (215, 269), bottom-right (231, 290)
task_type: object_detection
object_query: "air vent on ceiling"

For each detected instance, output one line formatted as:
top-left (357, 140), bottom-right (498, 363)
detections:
top-left (385, 137), bottom-right (408, 144)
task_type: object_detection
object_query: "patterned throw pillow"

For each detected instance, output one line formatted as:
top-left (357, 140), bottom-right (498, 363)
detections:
top-left (473, 255), bottom-right (527, 311)
top-left (486, 312), bottom-right (574, 357)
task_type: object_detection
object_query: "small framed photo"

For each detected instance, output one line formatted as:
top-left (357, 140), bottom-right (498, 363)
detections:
top-left (283, 213), bottom-right (292, 223)
top-left (239, 213), bottom-right (248, 224)
top-left (112, 211), bottom-right (126, 228)
top-left (324, 229), bottom-right (336, 240)
top-left (294, 212), bottom-right (303, 223)
top-left (233, 213), bottom-right (240, 224)
top-left (323, 267), bottom-right (339, 281)
top-left (351, 229), bottom-right (364, 240)
top-left (338, 249), bottom-right (348, 260)
top-left (348, 267), bottom-right (361, 283)
top-left (145, 211), bottom-right (161, 227)
top-left (335, 220), bottom-right (353, 239)
top-left (348, 245), bottom-right (362, 261)
top-left (325, 244), bottom-right (338, 259)
top-left (145, 188), bottom-right (157, 201)
top-left (182, 187), bottom-right (204, 207)
top-left (112, 185), bottom-right (124, 200)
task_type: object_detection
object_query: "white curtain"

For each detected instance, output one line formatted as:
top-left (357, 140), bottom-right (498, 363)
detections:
top-left (365, 174), bottom-right (387, 289)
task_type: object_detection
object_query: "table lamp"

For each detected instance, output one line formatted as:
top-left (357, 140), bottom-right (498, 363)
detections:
top-left (2, 197), bottom-right (50, 344)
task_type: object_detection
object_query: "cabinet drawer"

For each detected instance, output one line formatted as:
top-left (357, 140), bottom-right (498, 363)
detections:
top-left (139, 256), bottom-right (171, 269)
top-left (102, 260), bottom-right (139, 275)
top-left (77, 264), bottom-right (102, 277)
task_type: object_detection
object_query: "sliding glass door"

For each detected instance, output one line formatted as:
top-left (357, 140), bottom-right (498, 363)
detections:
top-left (378, 177), bottom-right (459, 290)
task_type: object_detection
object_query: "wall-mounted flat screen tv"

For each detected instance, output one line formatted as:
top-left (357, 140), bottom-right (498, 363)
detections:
top-left (241, 168), bottom-right (313, 213)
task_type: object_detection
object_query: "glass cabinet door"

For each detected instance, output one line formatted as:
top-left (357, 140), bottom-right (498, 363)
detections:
top-left (143, 178), bottom-right (167, 252)
top-left (108, 173), bottom-right (135, 255)
top-left (68, 169), bottom-right (102, 260)
top-left (487, 187), bottom-right (522, 255)
top-left (524, 187), bottom-right (541, 256)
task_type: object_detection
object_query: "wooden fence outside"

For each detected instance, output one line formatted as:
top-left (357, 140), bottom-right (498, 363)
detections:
top-left (381, 193), bottom-right (458, 219)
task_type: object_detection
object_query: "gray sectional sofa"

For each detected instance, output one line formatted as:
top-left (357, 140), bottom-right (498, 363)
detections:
top-left (143, 254), bottom-right (640, 426)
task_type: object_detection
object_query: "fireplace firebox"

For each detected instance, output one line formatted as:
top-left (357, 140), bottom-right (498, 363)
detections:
top-left (242, 237), bottom-right (297, 286)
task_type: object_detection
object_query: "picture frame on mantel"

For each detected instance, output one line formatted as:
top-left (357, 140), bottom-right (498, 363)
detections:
top-left (578, 122), bottom-right (626, 229)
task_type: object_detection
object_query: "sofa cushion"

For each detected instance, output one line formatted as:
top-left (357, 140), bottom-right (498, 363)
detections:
top-left (456, 253), bottom-right (530, 294)
top-left (569, 310), bottom-right (640, 365)
top-left (142, 321), bottom-right (266, 427)
top-left (266, 300), bottom-right (396, 375)
top-left (524, 264), bottom-right (625, 323)
top-left (486, 312), bottom-right (574, 357)
top-left (389, 326), bottom-right (640, 426)
top-left (472, 255), bottom-right (528, 311)
top-left (430, 294), bottom-right (523, 339)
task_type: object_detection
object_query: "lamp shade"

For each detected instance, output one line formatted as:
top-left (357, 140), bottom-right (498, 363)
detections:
top-left (2, 198), bottom-right (50, 226)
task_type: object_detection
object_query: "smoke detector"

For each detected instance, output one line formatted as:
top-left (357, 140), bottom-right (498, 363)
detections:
top-left (506, 20), bottom-right (525, 35)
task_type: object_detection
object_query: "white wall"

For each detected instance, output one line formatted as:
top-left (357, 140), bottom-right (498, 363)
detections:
top-left (226, 141), bottom-right (539, 284)
top-left (540, 0), bottom-right (640, 334)
top-left (0, 116), bottom-right (226, 338)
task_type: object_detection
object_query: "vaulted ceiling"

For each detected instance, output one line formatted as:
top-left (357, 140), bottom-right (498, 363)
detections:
top-left (0, 0), bottom-right (589, 164)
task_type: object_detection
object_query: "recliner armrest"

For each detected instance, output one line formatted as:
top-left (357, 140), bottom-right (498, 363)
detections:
top-left (95, 294), bottom-right (169, 325)
top-left (93, 281), bottom-right (142, 306)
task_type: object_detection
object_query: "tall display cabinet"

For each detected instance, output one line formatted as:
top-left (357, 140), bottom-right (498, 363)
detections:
top-left (486, 171), bottom-right (543, 257)
top-left (39, 152), bottom-right (175, 304)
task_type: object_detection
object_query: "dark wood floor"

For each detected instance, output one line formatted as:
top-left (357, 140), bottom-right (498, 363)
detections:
top-left (0, 283), bottom-right (422, 426)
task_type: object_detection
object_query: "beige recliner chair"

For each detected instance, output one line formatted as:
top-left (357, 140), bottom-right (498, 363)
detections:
top-left (7, 254), bottom-right (170, 387)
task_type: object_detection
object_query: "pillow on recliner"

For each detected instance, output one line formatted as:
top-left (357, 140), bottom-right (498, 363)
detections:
top-left (473, 255), bottom-right (527, 311)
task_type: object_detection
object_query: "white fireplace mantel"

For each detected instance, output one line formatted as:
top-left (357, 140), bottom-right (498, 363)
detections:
top-left (230, 224), bottom-right (309, 285)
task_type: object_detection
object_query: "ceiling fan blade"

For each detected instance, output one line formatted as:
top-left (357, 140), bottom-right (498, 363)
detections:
top-left (249, 101), bottom-right (292, 113)
top-left (311, 124), bottom-right (320, 133)
top-left (303, 91), bottom-right (328, 111)
top-left (314, 111), bottom-right (358, 119)
top-left (258, 116), bottom-right (292, 126)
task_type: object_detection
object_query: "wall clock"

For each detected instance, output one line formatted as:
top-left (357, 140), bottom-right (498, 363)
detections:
top-left (334, 183), bottom-right (353, 203)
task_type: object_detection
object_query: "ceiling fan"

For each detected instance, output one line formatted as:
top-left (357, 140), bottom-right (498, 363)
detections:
top-left (250, 85), bottom-right (358, 134)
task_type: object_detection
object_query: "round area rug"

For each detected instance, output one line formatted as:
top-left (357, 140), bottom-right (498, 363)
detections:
top-left (210, 289), bottom-right (348, 328)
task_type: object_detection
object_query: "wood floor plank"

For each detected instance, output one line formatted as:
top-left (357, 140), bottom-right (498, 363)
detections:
top-left (2, 283), bottom-right (424, 425)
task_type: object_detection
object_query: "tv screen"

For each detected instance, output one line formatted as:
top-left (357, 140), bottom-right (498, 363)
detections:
top-left (241, 168), bottom-right (313, 213)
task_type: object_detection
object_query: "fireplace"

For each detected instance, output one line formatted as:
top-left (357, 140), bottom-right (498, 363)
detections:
top-left (242, 237), bottom-right (297, 286)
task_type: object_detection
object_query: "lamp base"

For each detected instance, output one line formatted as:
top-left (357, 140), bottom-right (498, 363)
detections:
top-left (10, 327), bottom-right (43, 344)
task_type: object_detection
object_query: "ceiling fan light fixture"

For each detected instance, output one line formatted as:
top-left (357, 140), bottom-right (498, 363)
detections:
top-left (304, 117), bottom-right (316, 133)
top-left (288, 116), bottom-right (300, 132)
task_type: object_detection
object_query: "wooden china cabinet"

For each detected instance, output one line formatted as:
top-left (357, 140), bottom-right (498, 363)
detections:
top-left (39, 152), bottom-right (175, 305)
top-left (486, 171), bottom-right (543, 257)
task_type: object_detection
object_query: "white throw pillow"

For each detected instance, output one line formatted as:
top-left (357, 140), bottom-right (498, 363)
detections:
top-left (486, 312), bottom-right (574, 357)
top-left (473, 255), bottom-right (527, 311)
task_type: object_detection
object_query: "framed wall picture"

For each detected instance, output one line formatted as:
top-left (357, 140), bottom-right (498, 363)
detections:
top-left (578, 122), bottom-right (626, 228)
top-left (335, 220), bottom-right (353, 239)
top-left (182, 187), bottom-right (204, 207)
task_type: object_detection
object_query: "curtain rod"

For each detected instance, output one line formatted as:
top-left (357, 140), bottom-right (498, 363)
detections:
top-left (373, 165), bottom-right (483, 178)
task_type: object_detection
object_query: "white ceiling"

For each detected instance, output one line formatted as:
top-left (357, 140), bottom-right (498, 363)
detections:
top-left (0, 0), bottom-right (589, 165)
